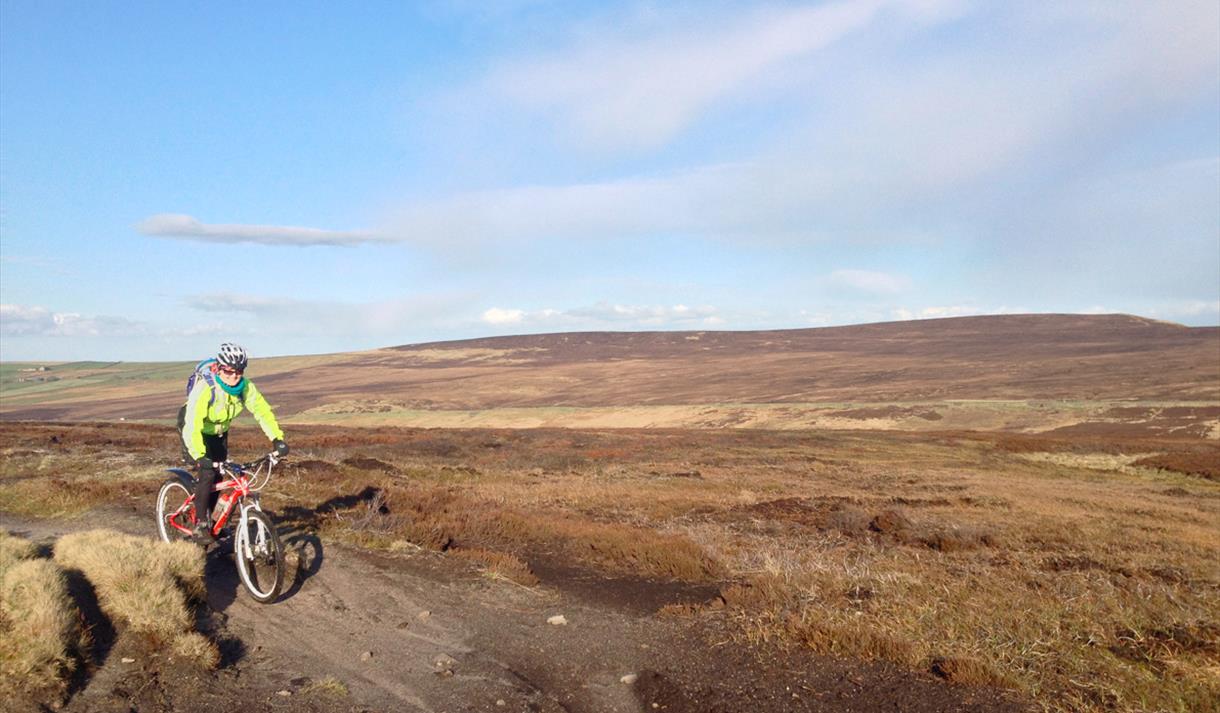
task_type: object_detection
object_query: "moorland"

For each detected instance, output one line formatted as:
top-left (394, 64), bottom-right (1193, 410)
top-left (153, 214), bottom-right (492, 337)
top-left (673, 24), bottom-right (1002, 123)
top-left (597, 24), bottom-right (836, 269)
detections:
top-left (1, 313), bottom-right (1217, 713)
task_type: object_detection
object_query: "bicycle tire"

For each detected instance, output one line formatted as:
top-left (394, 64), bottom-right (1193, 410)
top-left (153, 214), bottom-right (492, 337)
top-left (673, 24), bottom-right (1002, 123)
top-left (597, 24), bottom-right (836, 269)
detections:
top-left (156, 478), bottom-right (194, 544)
top-left (234, 509), bottom-right (284, 603)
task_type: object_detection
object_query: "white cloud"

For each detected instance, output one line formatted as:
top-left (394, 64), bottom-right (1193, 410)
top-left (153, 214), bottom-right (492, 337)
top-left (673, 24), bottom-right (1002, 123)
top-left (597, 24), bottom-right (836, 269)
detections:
top-left (568, 302), bottom-right (722, 326)
top-left (891, 305), bottom-right (1030, 321)
top-left (384, 161), bottom-right (860, 247)
top-left (184, 292), bottom-right (472, 338)
top-left (480, 302), bottom-right (723, 330)
top-left (119, 2), bottom-right (1218, 341)
top-left (145, 4), bottom-right (1218, 264)
top-left (382, 3), bottom-right (1219, 256)
top-left (487, 0), bottom-right (941, 151)
top-left (829, 269), bottom-right (910, 295)
top-left (1131, 300), bottom-right (1220, 322)
top-left (187, 294), bottom-right (302, 313)
top-left (0, 303), bottom-right (148, 337)
top-left (138, 214), bottom-right (385, 247)
top-left (1178, 300), bottom-right (1220, 318)
top-left (482, 307), bottom-right (525, 325)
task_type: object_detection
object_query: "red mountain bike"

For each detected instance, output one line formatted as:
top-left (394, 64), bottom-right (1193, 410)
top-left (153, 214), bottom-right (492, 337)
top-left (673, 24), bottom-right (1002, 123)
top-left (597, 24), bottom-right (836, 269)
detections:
top-left (156, 453), bottom-right (286, 603)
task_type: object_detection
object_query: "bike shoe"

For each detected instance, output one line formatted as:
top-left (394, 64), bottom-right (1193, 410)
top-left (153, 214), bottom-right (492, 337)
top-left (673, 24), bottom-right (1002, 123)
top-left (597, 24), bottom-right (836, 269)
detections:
top-left (191, 522), bottom-right (215, 545)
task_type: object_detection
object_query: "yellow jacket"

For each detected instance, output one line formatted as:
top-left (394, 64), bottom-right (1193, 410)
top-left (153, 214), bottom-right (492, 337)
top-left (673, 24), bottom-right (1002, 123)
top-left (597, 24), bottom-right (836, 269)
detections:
top-left (181, 373), bottom-right (283, 461)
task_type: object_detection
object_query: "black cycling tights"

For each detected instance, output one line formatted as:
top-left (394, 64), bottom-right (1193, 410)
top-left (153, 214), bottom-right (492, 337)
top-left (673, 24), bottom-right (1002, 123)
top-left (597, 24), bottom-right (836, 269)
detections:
top-left (193, 432), bottom-right (229, 524)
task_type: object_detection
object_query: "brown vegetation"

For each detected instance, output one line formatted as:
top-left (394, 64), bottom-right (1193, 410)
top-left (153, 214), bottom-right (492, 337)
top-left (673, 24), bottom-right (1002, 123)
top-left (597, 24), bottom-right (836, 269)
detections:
top-left (1132, 451), bottom-right (1220, 480)
top-left (3, 315), bottom-right (1217, 423)
top-left (0, 532), bottom-right (88, 705)
top-left (0, 528), bottom-right (227, 707)
top-left (3, 420), bottom-right (1219, 711)
top-left (311, 483), bottom-right (721, 582)
top-left (53, 530), bottom-right (217, 668)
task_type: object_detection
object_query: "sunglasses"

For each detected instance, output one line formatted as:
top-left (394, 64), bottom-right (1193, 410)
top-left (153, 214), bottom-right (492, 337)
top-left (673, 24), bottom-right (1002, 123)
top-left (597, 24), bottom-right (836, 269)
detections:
top-left (218, 366), bottom-right (244, 376)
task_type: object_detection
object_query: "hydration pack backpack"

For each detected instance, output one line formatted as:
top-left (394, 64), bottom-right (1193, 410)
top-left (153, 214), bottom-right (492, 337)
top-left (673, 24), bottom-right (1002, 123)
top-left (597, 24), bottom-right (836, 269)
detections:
top-left (186, 359), bottom-right (220, 407)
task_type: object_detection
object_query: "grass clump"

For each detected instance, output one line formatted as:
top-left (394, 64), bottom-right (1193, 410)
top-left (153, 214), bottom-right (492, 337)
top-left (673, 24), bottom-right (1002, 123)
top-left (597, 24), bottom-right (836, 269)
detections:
top-left (53, 529), bottom-right (216, 668)
top-left (0, 528), bottom-right (39, 576)
top-left (302, 675), bottom-right (350, 698)
top-left (0, 532), bottom-right (88, 703)
top-left (930, 655), bottom-right (1015, 688)
top-left (451, 548), bottom-right (540, 586)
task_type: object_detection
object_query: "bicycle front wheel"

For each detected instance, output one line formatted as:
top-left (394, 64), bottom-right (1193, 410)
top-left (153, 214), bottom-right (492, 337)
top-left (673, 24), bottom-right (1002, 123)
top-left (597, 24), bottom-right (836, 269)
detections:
top-left (234, 509), bottom-right (284, 603)
top-left (156, 478), bottom-right (194, 544)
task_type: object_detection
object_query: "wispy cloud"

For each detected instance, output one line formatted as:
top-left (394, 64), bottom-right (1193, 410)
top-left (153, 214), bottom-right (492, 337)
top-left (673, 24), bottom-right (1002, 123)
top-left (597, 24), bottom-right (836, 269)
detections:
top-left (0, 303), bottom-right (149, 337)
top-left (400, 2), bottom-right (1218, 253)
top-left (143, 3), bottom-right (1219, 262)
top-left (1176, 300), bottom-right (1220, 318)
top-left (480, 302), bottom-right (723, 330)
top-left (386, 163), bottom-right (809, 246)
top-left (119, 1), bottom-right (1218, 347)
top-left (138, 214), bottom-right (386, 247)
top-left (891, 305), bottom-right (1027, 321)
top-left (1135, 299), bottom-right (1220, 322)
top-left (184, 292), bottom-right (472, 337)
top-left (829, 270), bottom-right (910, 295)
top-left (485, 0), bottom-right (956, 152)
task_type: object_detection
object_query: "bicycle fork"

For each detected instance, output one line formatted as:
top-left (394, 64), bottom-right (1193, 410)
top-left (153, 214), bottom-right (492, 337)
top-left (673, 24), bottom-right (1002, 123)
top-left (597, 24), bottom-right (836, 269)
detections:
top-left (237, 501), bottom-right (264, 559)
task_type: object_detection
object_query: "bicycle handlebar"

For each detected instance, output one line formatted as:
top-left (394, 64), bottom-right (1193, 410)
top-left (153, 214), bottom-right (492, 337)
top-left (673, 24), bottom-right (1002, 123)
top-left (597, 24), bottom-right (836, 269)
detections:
top-left (225, 451), bottom-right (283, 471)
top-left (219, 451), bottom-right (285, 492)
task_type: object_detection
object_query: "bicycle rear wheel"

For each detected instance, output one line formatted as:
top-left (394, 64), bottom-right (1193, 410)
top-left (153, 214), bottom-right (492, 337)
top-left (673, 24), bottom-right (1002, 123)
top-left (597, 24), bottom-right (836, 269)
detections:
top-left (156, 478), bottom-right (194, 544)
top-left (234, 509), bottom-right (284, 603)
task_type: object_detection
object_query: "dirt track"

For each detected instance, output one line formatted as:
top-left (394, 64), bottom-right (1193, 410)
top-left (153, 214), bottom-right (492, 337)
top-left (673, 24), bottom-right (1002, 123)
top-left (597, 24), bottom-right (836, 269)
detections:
top-left (2, 509), bottom-right (1027, 713)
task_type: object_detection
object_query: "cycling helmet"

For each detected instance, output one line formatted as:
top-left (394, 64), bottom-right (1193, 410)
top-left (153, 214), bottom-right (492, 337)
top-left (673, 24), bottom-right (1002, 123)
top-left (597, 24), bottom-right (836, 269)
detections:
top-left (217, 342), bottom-right (249, 372)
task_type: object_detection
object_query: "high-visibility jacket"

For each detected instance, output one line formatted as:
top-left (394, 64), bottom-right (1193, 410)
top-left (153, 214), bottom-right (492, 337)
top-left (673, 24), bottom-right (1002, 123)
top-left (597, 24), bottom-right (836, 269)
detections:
top-left (181, 376), bottom-right (283, 461)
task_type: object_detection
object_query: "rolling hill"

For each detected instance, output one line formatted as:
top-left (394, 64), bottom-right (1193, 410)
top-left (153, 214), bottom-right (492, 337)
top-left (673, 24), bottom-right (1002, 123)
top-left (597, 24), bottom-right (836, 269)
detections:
top-left (2, 314), bottom-right (1217, 433)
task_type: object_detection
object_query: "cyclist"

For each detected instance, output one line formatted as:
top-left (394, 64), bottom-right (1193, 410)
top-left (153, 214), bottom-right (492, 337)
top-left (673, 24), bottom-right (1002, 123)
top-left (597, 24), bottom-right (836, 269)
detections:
top-left (178, 342), bottom-right (289, 543)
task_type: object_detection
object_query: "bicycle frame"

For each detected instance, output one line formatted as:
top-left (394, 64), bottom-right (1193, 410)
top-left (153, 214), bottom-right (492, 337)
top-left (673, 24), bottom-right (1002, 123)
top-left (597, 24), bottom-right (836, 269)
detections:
top-left (163, 455), bottom-right (278, 538)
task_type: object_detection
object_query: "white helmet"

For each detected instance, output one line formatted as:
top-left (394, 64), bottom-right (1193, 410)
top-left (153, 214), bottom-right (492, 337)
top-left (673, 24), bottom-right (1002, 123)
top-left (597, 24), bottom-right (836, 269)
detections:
top-left (217, 342), bottom-right (249, 371)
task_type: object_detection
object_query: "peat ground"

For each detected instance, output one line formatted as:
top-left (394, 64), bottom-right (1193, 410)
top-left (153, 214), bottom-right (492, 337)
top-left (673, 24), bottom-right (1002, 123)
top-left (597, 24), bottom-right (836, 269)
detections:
top-left (2, 420), bottom-right (1217, 712)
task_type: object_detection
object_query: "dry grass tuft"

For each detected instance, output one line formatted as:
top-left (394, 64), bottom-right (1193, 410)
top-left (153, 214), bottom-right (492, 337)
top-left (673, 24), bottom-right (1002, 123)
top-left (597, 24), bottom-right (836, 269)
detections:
top-left (302, 675), bottom-right (350, 698)
top-left (918, 526), bottom-right (999, 552)
top-left (723, 572), bottom-right (921, 666)
top-left (930, 655), bottom-right (1014, 688)
top-left (868, 509), bottom-right (914, 535)
top-left (825, 506), bottom-right (871, 534)
top-left (656, 602), bottom-right (704, 618)
top-left (171, 631), bottom-right (220, 669)
top-left (789, 615), bottom-right (921, 667)
top-left (450, 548), bottom-right (539, 586)
top-left (53, 529), bottom-right (216, 667)
top-left (0, 547), bottom-right (88, 702)
top-left (1109, 621), bottom-right (1220, 665)
top-left (719, 576), bottom-right (792, 613)
top-left (0, 529), bottom-right (39, 577)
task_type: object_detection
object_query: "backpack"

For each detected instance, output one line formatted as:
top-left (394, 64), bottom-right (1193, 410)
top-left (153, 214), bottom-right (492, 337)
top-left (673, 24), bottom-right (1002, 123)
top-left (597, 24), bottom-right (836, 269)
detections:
top-left (186, 359), bottom-right (220, 407)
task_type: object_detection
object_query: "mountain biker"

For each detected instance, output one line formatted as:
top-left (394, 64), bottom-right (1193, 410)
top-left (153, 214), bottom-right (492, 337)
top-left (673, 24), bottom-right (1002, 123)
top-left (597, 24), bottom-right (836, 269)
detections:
top-left (178, 342), bottom-right (289, 543)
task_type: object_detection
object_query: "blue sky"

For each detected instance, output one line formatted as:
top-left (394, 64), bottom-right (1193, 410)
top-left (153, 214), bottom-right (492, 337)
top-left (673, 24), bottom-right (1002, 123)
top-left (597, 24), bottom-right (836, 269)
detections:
top-left (2, 0), bottom-right (1217, 361)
